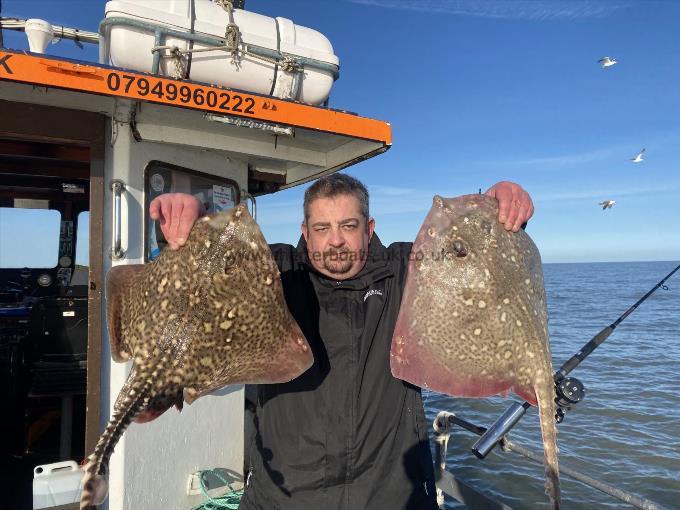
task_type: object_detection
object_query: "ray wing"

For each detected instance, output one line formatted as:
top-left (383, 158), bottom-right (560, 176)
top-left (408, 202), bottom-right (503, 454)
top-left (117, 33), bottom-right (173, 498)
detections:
top-left (106, 264), bottom-right (147, 363)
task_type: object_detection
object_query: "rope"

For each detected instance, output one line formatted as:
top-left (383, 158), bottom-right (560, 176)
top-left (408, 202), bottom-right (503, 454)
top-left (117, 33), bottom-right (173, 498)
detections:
top-left (150, 42), bottom-right (301, 77)
top-left (213, 0), bottom-right (300, 73)
top-left (148, 0), bottom-right (304, 94)
top-left (190, 470), bottom-right (243, 510)
top-left (215, 0), bottom-right (242, 67)
top-left (170, 46), bottom-right (187, 79)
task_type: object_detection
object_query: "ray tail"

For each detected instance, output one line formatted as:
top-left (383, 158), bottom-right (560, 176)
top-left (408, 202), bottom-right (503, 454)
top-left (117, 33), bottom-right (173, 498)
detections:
top-left (79, 385), bottom-right (149, 509)
top-left (535, 377), bottom-right (561, 509)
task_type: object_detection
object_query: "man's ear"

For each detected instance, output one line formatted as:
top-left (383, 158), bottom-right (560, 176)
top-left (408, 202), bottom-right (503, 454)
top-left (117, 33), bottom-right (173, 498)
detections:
top-left (301, 222), bottom-right (309, 242)
top-left (367, 217), bottom-right (375, 241)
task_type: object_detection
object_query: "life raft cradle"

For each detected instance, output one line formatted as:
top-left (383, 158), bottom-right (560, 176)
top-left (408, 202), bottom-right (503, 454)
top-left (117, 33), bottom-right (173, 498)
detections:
top-left (98, 13), bottom-right (340, 104)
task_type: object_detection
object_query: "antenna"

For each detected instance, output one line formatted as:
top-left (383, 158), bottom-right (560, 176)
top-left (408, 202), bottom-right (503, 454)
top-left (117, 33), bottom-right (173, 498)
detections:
top-left (0, 0), bottom-right (4, 48)
top-left (25, 19), bottom-right (53, 54)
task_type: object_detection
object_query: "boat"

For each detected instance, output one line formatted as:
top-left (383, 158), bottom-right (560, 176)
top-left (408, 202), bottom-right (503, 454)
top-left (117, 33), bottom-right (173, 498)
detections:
top-left (0, 2), bottom-right (669, 509)
top-left (0, 2), bottom-right (388, 508)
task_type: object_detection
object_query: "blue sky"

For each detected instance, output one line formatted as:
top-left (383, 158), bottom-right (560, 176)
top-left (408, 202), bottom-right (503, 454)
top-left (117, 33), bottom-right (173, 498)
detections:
top-left (1, 0), bottom-right (679, 263)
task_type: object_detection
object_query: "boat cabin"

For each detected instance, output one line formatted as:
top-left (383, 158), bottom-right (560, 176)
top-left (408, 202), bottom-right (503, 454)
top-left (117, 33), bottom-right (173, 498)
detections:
top-left (0, 2), bottom-right (390, 508)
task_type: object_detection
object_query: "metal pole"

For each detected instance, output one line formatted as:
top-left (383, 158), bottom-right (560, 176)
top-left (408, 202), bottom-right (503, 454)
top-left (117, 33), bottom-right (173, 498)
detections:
top-left (433, 410), bottom-right (670, 509)
top-left (0, 0), bottom-right (4, 48)
top-left (433, 412), bottom-right (454, 509)
top-left (502, 439), bottom-right (669, 510)
top-left (152, 29), bottom-right (163, 75)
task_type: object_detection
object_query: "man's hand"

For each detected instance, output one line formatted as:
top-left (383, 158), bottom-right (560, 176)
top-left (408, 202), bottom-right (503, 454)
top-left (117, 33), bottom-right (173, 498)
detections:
top-left (149, 193), bottom-right (205, 250)
top-left (485, 181), bottom-right (534, 232)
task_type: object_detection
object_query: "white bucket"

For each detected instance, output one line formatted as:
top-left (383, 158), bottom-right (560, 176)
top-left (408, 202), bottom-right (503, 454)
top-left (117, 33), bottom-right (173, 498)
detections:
top-left (32, 460), bottom-right (83, 509)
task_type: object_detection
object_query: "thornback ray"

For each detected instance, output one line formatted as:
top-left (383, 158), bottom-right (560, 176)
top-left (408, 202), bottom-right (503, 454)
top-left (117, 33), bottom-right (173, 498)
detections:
top-left (79, 204), bottom-right (313, 510)
top-left (390, 194), bottom-right (561, 509)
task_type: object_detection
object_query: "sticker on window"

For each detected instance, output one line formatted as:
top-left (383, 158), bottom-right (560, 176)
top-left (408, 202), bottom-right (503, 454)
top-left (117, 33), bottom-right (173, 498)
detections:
top-left (150, 173), bottom-right (165, 192)
top-left (213, 185), bottom-right (234, 212)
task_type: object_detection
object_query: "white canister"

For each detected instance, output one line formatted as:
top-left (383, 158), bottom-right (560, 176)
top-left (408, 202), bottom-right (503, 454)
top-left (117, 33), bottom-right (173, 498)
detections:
top-left (32, 461), bottom-right (83, 509)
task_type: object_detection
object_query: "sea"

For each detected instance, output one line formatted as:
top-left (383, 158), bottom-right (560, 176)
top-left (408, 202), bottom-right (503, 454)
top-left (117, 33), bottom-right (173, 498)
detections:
top-left (422, 260), bottom-right (680, 510)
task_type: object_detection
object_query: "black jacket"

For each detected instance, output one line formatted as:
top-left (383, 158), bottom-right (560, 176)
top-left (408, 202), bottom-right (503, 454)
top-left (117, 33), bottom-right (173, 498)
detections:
top-left (239, 235), bottom-right (438, 510)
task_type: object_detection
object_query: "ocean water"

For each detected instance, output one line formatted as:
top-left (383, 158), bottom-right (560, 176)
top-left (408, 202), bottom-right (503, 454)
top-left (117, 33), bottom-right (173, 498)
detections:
top-left (423, 261), bottom-right (680, 510)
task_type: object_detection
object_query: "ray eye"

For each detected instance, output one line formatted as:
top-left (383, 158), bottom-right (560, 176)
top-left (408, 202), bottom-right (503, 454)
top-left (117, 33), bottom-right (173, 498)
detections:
top-left (453, 240), bottom-right (467, 257)
top-left (481, 221), bottom-right (493, 234)
top-left (224, 252), bottom-right (237, 274)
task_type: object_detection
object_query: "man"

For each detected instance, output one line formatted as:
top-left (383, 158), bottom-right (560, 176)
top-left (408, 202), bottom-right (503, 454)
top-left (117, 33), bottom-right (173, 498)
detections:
top-left (149, 177), bottom-right (533, 510)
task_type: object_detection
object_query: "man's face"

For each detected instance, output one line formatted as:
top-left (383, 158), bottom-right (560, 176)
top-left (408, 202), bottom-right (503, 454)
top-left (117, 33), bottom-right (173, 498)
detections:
top-left (302, 194), bottom-right (375, 280)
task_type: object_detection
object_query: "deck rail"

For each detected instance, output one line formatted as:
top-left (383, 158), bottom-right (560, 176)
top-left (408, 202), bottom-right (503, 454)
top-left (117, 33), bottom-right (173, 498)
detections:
top-left (433, 410), bottom-right (669, 510)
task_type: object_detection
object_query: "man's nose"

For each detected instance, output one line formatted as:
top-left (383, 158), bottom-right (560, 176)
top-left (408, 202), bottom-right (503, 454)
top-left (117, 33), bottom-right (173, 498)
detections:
top-left (328, 228), bottom-right (345, 247)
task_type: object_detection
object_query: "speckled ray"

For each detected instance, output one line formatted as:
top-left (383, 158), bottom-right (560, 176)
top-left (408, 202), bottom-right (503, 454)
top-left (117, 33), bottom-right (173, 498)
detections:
top-left (79, 204), bottom-right (313, 510)
top-left (390, 194), bottom-right (561, 510)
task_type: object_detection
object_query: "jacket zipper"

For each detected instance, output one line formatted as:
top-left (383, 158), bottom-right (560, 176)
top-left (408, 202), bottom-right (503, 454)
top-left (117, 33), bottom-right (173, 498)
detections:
top-left (346, 290), bottom-right (354, 508)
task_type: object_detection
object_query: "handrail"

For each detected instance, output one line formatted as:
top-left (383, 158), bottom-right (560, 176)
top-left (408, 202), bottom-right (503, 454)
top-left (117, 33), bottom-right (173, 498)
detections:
top-left (502, 438), bottom-right (667, 510)
top-left (111, 180), bottom-right (126, 260)
top-left (0, 17), bottom-right (99, 45)
top-left (98, 17), bottom-right (340, 83)
top-left (432, 411), bottom-right (669, 510)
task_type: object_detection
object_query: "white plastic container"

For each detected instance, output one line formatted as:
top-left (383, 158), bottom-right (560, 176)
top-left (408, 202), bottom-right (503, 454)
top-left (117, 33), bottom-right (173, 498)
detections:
top-left (25, 19), bottom-right (54, 54)
top-left (103, 0), bottom-right (339, 104)
top-left (32, 461), bottom-right (83, 509)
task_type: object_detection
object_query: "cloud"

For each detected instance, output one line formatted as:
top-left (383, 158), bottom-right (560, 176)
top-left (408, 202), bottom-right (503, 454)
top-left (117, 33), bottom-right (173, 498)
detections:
top-left (346, 0), bottom-right (631, 20)
top-left (369, 185), bottom-right (416, 196)
top-left (256, 181), bottom-right (680, 227)
top-left (535, 184), bottom-right (679, 203)
top-left (257, 185), bottom-right (450, 226)
top-left (255, 199), bottom-right (303, 226)
top-left (478, 130), bottom-right (680, 169)
top-left (480, 145), bottom-right (627, 169)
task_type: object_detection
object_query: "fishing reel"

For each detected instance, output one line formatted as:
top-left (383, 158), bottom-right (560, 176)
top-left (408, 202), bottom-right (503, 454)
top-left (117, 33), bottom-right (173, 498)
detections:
top-left (471, 376), bottom-right (587, 459)
top-left (554, 376), bottom-right (585, 423)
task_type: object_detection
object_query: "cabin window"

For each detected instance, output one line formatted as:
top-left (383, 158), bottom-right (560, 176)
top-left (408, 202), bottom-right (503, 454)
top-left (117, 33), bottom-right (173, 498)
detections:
top-left (72, 211), bottom-right (90, 286)
top-left (0, 206), bottom-right (61, 268)
top-left (144, 161), bottom-right (240, 261)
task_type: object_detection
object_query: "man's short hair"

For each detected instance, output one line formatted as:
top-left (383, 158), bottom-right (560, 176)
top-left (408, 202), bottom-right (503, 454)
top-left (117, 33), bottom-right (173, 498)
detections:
top-left (304, 173), bottom-right (370, 223)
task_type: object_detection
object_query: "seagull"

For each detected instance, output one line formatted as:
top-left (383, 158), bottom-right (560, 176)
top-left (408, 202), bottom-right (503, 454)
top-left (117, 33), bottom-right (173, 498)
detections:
top-left (598, 56), bottom-right (617, 68)
top-left (599, 200), bottom-right (615, 210)
top-left (630, 148), bottom-right (645, 163)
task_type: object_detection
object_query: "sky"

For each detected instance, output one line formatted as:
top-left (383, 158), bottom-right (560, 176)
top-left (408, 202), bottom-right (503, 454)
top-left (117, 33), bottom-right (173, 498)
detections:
top-left (1, 0), bottom-right (679, 263)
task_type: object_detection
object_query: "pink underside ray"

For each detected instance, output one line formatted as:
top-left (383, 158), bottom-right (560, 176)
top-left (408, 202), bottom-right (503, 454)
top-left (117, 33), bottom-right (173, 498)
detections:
top-left (390, 327), bottom-right (538, 406)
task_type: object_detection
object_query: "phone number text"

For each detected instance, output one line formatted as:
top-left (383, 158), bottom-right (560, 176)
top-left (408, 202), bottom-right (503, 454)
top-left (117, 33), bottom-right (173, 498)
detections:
top-left (106, 72), bottom-right (257, 114)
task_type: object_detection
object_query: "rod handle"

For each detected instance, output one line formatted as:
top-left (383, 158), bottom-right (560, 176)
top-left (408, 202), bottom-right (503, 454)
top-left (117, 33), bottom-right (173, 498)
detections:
top-left (471, 402), bottom-right (528, 459)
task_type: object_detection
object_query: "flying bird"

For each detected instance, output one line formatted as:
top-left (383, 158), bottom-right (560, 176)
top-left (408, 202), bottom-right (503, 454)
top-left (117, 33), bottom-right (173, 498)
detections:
top-left (598, 56), bottom-right (617, 68)
top-left (630, 148), bottom-right (645, 163)
top-left (599, 200), bottom-right (615, 210)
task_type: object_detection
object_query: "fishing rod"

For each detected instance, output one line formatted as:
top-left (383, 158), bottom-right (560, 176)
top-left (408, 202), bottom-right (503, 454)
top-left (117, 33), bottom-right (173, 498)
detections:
top-left (471, 262), bottom-right (680, 459)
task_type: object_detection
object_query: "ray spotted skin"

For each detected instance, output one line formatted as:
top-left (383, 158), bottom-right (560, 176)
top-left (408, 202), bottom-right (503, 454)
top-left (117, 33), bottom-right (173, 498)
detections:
top-left (390, 194), bottom-right (560, 509)
top-left (80, 204), bottom-right (312, 510)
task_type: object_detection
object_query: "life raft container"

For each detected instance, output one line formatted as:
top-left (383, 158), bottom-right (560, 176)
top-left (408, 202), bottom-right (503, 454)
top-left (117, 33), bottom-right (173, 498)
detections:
top-left (101, 0), bottom-right (339, 105)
